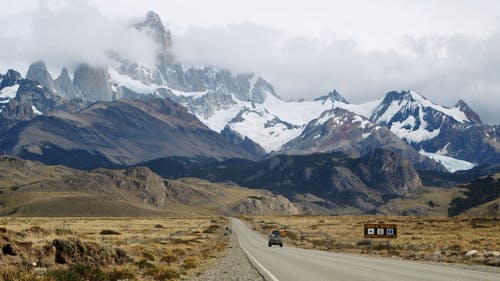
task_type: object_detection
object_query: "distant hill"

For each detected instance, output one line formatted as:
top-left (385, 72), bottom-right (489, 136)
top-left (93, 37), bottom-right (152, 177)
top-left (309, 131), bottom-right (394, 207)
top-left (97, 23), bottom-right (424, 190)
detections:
top-left (0, 155), bottom-right (496, 217)
top-left (145, 149), bottom-right (500, 216)
top-left (418, 163), bottom-right (500, 187)
top-left (144, 149), bottom-right (425, 214)
top-left (0, 157), bottom-right (299, 216)
top-left (448, 173), bottom-right (500, 216)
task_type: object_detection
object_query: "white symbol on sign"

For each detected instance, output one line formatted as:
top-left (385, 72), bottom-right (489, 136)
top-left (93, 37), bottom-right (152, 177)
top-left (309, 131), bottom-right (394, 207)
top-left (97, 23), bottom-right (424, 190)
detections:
top-left (377, 229), bottom-right (384, 235)
top-left (367, 228), bottom-right (375, 235)
top-left (386, 229), bottom-right (394, 235)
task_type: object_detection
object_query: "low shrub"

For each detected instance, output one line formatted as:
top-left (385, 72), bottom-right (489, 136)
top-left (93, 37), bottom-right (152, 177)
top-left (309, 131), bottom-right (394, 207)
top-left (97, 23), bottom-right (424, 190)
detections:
top-left (0, 268), bottom-right (37, 281)
top-left (100, 230), bottom-right (121, 235)
top-left (49, 264), bottom-right (106, 281)
top-left (160, 254), bottom-right (178, 264)
top-left (136, 259), bottom-right (155, 270)
top-left (154, 266), bottom-right (179, 280)
top-left (48, 264), bottom-right (136, 281)
top-left (200, 248), bottom-right (211, 259)
top-left (69, 264), bottom-right (108, 281)
top-left (202, 224), bottom-right (220, 234)
top-left (356, 239), bottom-right (372, 246)
top-left (172, 248), bottom-right (185, 256)
top-left (49, 268), bottom-right (84, 281)
top-left (25, 226), bottom-right (49, 235)
top-left (55, 228), bottom-right (73, 235)
top-left (261, 225), bottom-right (276, 230)
top-left (107, 268), bottom-right (137, 281)
top-left (142, 251), bottom-right (156, 261)
top-left (215, 241), bottom-right (226, 252)
top-left (181, 257), bottom-right (198, 269)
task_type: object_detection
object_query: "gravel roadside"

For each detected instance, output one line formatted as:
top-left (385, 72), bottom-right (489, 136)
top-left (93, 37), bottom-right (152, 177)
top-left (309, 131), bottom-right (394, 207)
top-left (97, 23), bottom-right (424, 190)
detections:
top-left (189, 231), bottom-right (265, 281)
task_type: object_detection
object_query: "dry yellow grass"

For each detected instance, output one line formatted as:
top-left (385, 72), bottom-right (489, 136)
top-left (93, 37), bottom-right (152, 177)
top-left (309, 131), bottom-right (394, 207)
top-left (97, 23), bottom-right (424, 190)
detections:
top-left (244, 215), bottom-right (500, 266)
top-left (0, 217), bottom-right (230, 280)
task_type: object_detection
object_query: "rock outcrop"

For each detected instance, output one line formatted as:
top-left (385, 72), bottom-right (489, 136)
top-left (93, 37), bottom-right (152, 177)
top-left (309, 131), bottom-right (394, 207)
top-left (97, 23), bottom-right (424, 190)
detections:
top-left (25, 60), bottom-right (56, 90)
top-left (230, 193), bottom-right (301, 215)
top-left (73, 64), bottom-right (113, 101)
top-left (55, 68), bottom-right (80, 98)
top-left (354, 149), bottom-right (422, 196)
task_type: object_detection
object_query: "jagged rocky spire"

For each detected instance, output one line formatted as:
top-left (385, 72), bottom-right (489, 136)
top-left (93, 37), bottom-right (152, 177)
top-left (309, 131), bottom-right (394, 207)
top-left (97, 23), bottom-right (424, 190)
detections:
top-left (26, 60), bottom-right (56, 90)
top-left (134, 11), bottom-right (172, 49)
top-left (55, 67), bottom-right (80, 98)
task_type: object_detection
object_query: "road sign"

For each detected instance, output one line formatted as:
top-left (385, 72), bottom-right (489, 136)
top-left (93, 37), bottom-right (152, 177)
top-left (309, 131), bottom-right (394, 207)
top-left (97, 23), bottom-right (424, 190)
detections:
top-left (364, 224), bottom-right (397, 238)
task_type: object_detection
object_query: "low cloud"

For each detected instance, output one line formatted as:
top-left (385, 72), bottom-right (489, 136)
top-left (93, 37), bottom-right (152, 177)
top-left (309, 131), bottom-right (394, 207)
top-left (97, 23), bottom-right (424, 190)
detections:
top-left (0, 1), bottom-right (156, 73)
top-left (172, 23), bottom-right (500, 124)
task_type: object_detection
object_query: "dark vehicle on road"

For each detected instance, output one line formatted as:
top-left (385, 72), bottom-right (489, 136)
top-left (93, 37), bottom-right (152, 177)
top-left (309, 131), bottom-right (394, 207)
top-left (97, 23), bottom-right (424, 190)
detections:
top-left (268, 230), bottom-right (283, 247)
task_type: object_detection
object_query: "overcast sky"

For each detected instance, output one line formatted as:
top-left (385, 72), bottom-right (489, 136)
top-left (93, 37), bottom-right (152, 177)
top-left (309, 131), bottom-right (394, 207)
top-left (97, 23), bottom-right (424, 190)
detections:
top-left (1, 0), bottom-right (499, 124)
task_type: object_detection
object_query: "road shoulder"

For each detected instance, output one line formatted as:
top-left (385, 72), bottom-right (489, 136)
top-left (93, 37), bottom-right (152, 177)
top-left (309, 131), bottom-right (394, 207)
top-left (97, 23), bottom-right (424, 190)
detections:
top-left (189, 230), bottom-right (265, 281)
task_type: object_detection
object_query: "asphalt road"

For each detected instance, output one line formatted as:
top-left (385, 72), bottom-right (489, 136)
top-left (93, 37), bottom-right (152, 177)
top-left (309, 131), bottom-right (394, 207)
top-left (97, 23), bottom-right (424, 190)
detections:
top-left (231, 218), bottom-right (499, 281)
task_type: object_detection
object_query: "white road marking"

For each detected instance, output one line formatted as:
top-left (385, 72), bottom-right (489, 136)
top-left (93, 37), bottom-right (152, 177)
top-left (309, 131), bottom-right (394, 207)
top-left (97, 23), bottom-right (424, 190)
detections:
top-left (235, 224), bottom-right (280, 281)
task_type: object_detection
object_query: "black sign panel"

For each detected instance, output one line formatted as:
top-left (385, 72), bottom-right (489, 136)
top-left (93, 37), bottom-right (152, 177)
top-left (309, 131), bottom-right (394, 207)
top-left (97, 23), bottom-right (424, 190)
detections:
top-left (364, 223), bottom-right (397, 238)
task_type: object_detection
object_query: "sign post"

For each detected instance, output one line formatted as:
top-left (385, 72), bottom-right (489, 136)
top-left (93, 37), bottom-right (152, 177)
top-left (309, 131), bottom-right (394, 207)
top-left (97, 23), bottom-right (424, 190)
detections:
top-left (364, 224), bottom-right (397, 255)
top-left (370, 239), bottom-right (373, 256)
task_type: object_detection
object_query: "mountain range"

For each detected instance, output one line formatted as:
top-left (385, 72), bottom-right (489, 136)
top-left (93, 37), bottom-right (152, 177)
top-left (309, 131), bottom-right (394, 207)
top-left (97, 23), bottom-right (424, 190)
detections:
top-left (144, 149), bottom-right (424, 214)
top-left (0, 11), bottom-right (498, 216)
top-left (1, 11), bottom-right (497, 174)
top-left (0, 96), bottom-right (255, 169)
top-left (1, 154), bottom-right (496, 217)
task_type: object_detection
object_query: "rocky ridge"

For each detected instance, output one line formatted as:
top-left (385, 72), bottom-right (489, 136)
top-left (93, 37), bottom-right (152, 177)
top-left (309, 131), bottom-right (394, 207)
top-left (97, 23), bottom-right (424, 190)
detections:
top-left (0, 156), bottom-right (300, 216)
top-left (0, 98), bottom-right (257, 169)
top-left (146, 149), bottom-right (425, 214)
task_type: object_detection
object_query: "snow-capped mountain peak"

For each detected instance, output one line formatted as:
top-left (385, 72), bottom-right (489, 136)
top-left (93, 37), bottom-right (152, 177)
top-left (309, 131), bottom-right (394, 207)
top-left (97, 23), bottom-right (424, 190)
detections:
top-left (314, 107), bottom-right (370, 129)
top-left (368, 90), bottom-right (475, 144)
top-left (314, 89), bottom-right (349, 104)
top-left (372, 90), bottom-right (470, 125)
top-left (455, 99), bottom-right (482, 123)
top-left (223, 105), bottom-right (302, 152)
